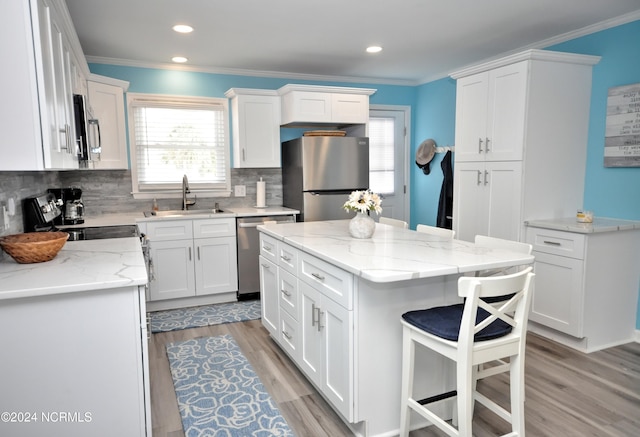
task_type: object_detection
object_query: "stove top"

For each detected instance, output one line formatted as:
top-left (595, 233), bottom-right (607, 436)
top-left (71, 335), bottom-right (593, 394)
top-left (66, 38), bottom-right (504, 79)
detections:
top-left (60, 225), bottom-right (140, 241)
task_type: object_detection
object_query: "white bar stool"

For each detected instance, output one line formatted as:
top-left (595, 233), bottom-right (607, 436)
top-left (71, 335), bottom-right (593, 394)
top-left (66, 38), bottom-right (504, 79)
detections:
top-left (379, 217), bottom-right (409, 228)
top-left (417, 224), bottom-right (456, 239)
top-left (399, 267), bottom-right (535, 437)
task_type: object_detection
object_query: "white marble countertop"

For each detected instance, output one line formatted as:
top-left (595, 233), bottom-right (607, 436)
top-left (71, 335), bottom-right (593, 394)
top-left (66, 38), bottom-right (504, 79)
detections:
top-left (525, 217), bottom-right (640, 234)
top-left (0, 237), bottom-right (147, 301)
top-left (258, 220), bottom-right (534, 283)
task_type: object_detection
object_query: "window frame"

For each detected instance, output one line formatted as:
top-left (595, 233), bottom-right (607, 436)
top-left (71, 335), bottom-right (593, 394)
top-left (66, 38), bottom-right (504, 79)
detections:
top-left (126, 93), bottom-right (231, 200)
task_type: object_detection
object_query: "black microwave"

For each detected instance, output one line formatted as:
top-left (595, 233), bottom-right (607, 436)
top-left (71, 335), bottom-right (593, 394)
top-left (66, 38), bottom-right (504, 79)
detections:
top-left (73, 94), bottom-right (101, 165)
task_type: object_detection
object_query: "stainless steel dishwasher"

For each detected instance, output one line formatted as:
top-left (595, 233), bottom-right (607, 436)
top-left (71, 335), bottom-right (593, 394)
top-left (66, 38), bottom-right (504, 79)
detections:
top-left (236, 215), bottom-right (295, 300)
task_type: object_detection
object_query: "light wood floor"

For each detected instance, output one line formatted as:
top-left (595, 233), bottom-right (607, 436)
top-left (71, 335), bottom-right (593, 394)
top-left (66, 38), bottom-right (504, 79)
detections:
top-left (149, 319), bottom-right (640, 436)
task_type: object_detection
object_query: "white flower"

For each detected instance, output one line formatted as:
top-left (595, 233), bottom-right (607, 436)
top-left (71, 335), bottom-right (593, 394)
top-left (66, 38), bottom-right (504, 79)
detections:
top-left (343, 189), bottom-right (382, 215)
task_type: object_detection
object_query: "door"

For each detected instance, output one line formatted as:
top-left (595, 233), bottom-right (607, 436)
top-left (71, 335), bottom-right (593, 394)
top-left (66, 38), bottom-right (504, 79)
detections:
top-left (369, 107), bottom-right (409, 221)
top-left (87, 80), bottom-right (128, 169)
top-left (148, 240), bottom-right (194, 300)
top-left (299, 281), bottom-right (323, 387)
top-left (195, 236), bottom-right (238, 296)
top-left (454, 72), bottom-right (489, 162)
top-left (259, 256), bottom-right (278, 337)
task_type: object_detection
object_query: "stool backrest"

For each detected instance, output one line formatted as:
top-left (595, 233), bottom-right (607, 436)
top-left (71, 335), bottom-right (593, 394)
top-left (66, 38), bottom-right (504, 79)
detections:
top-left (380, 217), bottom-right (409, 229)
top-left (457, 267), bottom-right (534, 349)
top-left (416, 224), bottom-right (455, 239)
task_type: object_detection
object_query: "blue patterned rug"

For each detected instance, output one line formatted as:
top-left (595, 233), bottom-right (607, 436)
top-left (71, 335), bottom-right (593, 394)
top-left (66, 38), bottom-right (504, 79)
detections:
top-left (166, 334), bottom-right (294, 437)
top-left (150, 300), bottom-right (262, 333)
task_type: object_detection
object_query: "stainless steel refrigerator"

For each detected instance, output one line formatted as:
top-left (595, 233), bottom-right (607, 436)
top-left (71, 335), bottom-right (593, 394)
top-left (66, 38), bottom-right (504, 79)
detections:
top-left (282, 136), bottom-right (369, 221)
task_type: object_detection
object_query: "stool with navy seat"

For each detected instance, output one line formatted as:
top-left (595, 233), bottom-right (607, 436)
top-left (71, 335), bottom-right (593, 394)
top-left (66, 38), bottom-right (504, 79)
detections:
top-left (399, 267), bottom-right (534, 437)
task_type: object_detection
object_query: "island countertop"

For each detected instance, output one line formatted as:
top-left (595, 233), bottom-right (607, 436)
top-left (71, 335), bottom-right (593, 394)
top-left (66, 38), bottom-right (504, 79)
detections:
top-left (0, 237), bottom-right (147, 301)
top-left (258, 220), bottom-right (534, 283)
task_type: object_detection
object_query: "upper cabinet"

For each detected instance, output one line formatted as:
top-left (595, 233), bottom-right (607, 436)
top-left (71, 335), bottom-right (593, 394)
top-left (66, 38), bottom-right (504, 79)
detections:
top-left (450, 50), bottom-right (601, 242)
top-left (277, 84), bottom-right (376, 128)
top-left (86, 75), bottom-right (129, 169)
top-left (1, 0), bottom-right (87, 171)
top-left (226, 88), bottom-right (281, 168)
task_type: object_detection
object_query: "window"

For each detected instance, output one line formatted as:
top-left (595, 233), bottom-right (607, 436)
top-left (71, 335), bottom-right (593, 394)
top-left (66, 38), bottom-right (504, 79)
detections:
top-left (127, 93), bottom-right (230, 198)
top-left (368, 116), bottom-right (395, 195)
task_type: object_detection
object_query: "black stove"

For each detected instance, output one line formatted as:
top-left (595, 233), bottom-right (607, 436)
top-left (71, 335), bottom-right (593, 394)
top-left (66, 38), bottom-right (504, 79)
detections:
top-left (62, 225), bottom-right (140, 241)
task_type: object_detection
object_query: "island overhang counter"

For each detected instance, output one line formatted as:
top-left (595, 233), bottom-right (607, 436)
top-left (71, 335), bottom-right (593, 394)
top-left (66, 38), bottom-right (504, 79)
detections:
top-left (257, 220), bottom-right (533, 437)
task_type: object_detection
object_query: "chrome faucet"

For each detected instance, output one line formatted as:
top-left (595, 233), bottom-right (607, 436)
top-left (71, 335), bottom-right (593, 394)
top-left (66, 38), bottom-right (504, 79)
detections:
top-left (182, 174), bottom-right (196, 210)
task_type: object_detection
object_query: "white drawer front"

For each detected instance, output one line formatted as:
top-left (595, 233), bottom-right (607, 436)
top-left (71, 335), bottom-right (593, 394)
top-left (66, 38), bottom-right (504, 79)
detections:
top-left (278, 242), bottom-right (298, 275)
top-left (279, 310), bottom-right (300, 361)
top-left (279, 269), bottom-right (299, 320)
top-left (146, 220), bottom-right (193, 241)
top-left (299, 252), bottom-right (353, 309)
top-left (260, 233), bottom-right (278, 263)
top-left (526, 227), bottom-right (585, 259)
top-left (193, 218), bottom-right (235, 238)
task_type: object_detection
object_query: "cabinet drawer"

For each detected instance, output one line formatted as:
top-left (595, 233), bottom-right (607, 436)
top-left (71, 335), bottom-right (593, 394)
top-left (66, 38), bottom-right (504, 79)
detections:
top-left (279, 310), bottom-right (300, 361)
top-left (260, 233), bottom-right (278, 263)
top-left (299, 252), bottom-right (353, 309)
top-left (526, 227), bottom-right (585, 259)
top-left (278, 242), bottom-right (298, 275)
top-left (279, 269), bottom-right (299, 320)
top-left (145, 220), bottom-right (193, 241)
top-left (193, 218), bottom-right (235, 238)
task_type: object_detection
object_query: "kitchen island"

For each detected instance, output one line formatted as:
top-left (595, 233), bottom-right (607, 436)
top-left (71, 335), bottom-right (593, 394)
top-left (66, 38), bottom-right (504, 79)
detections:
top-left (0, 237), bottom-right (150, 437)
top-left (257, 220), bottom-right (534, 437)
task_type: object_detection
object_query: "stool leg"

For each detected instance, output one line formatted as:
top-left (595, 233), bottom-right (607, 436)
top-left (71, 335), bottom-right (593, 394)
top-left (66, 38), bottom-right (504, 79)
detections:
top-left (456, 361), bottom-right (474, 436)
top-left (510, 354), bottom-right (525, 436)
top-left (399, 328), bottom-right (415, 437)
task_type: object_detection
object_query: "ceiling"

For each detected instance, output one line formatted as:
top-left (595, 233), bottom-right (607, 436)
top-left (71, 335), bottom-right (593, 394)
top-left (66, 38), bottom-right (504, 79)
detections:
top-left (64, 0), bottom-right (640, 85)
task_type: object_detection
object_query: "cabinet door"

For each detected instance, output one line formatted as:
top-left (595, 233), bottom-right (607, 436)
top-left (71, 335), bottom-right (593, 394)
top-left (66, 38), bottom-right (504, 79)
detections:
top-left (485, 161), bottom-right (522, 241)
top-left (148, 240), bottom-right (195, 301)
top-left (282, 91), bottom-right (332, 124)
top-left (331, 93), bottom-right (368, 123)
top-left (299, 281), bottom-right (323, 387)
top-left (87, 80), bottom-right (128, 169)
top-left (279, 310), bottom-right (300, 362)
top-left (195, 236), bottom-right (238, 296)
top-left (453, 162), bottom-right (487, 242)
top-left (454, 72), bottom-right (489, 162)
top-left (486, 61), bottom-right (527, 161)
top-left (233, 94), bottom-right (281, 168)
top-left (259, 256), bottom-right (279, 337)
top-left (321, 296), bottom-right (353, 421)
top-left (529, 251), bottom-right (584, 337)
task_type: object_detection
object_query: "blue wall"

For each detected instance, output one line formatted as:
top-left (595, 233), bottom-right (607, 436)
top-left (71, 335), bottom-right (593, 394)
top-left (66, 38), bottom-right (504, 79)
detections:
top-left (92, 19), bottom-right (640, 327)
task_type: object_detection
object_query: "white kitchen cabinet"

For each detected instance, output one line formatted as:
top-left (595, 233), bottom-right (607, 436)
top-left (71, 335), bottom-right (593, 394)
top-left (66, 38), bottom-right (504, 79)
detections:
top-left (2, 0), bottom-right (85, 170)
top-left (225, 88), bottom-right (281, 168)
top-left (453, 161), bottom-right (522, 242)
top-left (277, 84), bottom-right (376, 127)
top-left (259, 256), bottom-right (279, 337)
top-left (147, 218), bottom-right (238, 302)
top-left (86, 75), bottom-right (129, 169)
top-left (525, 221), bottom-right (640, 352)
top-left (451, 50), bottom-right (600, 243)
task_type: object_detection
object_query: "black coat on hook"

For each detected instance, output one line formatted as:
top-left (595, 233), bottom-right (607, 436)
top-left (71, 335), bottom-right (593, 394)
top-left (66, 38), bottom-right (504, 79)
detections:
top-left (437, 150), bottom-right (453, 229)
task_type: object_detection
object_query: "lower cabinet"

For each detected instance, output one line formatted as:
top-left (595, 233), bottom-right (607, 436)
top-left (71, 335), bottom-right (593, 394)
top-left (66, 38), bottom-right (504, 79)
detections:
top-left (259, 233), bottom-right (354, 421)
top-left (147, 218), bottom-right (237, 301)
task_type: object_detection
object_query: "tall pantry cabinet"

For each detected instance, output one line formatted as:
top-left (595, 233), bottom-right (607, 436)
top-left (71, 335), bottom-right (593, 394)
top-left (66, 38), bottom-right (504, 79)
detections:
top-left (450, 50), bottom-right (600, 242)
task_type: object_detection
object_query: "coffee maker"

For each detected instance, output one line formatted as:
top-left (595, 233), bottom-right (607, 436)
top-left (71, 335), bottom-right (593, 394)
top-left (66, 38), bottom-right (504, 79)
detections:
top-left (48, 188), bottom-right (85, 225)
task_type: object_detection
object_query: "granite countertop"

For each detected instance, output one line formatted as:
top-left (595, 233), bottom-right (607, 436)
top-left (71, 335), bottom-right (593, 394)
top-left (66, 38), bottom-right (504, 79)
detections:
top-left (258, 220), bottom-right (534, 283)
top-left (0, 237), bottom-right (147, 301)
top-left (525, 217), bottom-right (640, 234)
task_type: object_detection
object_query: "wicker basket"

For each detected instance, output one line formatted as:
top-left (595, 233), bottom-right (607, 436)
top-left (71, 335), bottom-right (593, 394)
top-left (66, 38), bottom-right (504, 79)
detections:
top-left (0, 232), bottom-right (69, 264)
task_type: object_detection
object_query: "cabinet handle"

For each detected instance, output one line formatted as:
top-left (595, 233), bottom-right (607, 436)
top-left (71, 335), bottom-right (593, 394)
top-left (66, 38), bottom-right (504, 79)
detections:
top-left (261, 263), bottom-right (271, 269)
top-left (282, 330), bottom-right (292, 340)
top-left (311, 272), bottom-right (325, 281)
top-left (543, 240), bottom-right (561, 246)
top-left (188, 247), bottom-right (192, 261)
top-left (484, 170), bottom-right (489, 185)
top-left (478, 137), bottom-right (484, 153)
top-left (281, 288), bottom-right (291, 297)
top-left (281, 255), bottom-right (291, 262)
top-left (263, 246), bottom-right (272, 252)
top-left (317, 309), bottom-right (325, 332)
top-left (485, 137), bottom-right (490, 153)
top-left (477, 170), bottom-right (482, 185)
top-left (311, 303), bottom-right (318, 326)
top-left (197, 246), bottom-right (201, 260)
top-left (242, 148), bottom-right (246, 162)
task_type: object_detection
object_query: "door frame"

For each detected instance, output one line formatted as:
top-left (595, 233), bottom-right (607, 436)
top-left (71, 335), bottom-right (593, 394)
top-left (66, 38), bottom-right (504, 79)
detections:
top-left (369, 104), bottom-right (412, 224)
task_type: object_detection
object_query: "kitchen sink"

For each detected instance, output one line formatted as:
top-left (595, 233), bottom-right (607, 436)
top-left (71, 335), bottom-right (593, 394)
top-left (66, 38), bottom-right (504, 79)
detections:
top-left (143, 208), bottom-right (227, 218)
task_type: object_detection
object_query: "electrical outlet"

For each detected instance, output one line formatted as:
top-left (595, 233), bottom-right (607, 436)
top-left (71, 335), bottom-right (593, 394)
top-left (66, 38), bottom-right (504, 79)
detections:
top-left (1, 204), bottom-right (8, 230)
top-left (235, 185), bottom-right (246, 197)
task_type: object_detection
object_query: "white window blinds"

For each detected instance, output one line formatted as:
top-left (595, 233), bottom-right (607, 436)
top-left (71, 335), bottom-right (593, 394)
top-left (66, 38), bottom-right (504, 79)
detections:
top-left (128, 94), bottom-right (230, 194)
top-left (368, 117), bottom-right (395, 195)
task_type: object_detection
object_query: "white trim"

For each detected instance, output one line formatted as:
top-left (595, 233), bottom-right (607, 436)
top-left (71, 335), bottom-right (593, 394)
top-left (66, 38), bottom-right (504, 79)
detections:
top-left (88, 73), bottom-right (130, 91)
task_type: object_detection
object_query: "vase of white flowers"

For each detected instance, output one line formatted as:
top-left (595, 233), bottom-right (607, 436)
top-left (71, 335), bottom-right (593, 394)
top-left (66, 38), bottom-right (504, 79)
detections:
top-left (343, 189), bottom-right (382, 239)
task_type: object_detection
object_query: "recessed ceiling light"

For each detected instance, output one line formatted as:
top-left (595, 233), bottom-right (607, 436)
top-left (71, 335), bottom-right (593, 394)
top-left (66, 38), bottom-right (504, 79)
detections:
top-left (366, 46), bottom-right (382, 54)
top-left (172, 56), bottom-right (188, 63)
top-left (173, 24), bottom-right (194, 33)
